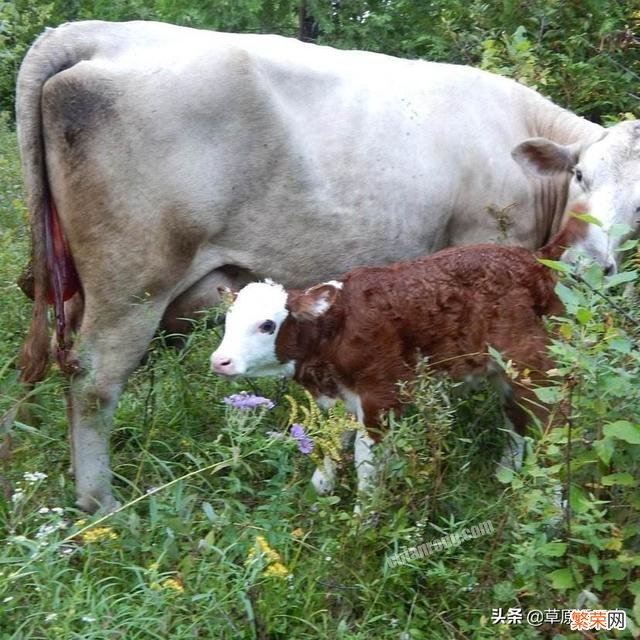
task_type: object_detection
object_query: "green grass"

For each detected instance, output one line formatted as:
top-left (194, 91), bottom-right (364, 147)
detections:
top-left (1, 113), bottom-right (639, 640)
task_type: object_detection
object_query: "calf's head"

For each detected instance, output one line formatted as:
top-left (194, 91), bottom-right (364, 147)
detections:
top-left (513, 119), bottom-right (640, 273)
top-left (210, 280), bottom-right (342, 378)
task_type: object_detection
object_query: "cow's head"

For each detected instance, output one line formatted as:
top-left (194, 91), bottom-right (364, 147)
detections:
top-left (513, 119), bottom-right (640, 273)
top-left (210, 279), bottom-right (342, 378)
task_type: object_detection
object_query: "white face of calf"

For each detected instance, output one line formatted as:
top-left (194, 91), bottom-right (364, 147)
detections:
top-left (210, 279), bottom-right (342, 378)
top-left (513, 120), bottom-right (640, 273)
top-left (210, 281), bottom-right (292, 378)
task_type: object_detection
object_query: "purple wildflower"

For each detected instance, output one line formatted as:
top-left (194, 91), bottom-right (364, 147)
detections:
top-left (223, 392), bottom-right (275, 411)
top-left (290, 423), bottom-right (314, 455)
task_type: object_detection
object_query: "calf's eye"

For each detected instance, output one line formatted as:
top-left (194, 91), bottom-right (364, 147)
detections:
top-left (259, 320), bottom-right (276, 334)
top-left (574, 168), bottom-right (583, 182)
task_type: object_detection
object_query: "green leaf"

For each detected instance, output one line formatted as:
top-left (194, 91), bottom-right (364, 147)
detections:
top-left (202, 501), bottom-right (216, 522)
top-left (570, 212), bottom-right (602, 226)
top-left (537, 258), bottom-right (570, 273)
top-left (495, 466), bottom-right (514, 484)
top-left (569, 485), bottom-right (591, 514)
top-left (549, 568), bottom-right (575, 589)
top-left (582, 263), bottom-right (604, 288)
top-left (593, 437), bottom-right (615, 465)
top-left (575, 307), bottom-right (592, 324)
top-left (533, 386), bottom-right (561, 404)
top-left (539, 541), bottom-right (567, 557)
top-left (608, 223), bottom-right (632, 238)
top-left (604, 270), bottom-right (638, 288)
top-left (603, 421), bottom-right (640, 444)
top-left (608, 336), bottom-right (632, 354)
top-left (601, 472), bottom-right (635, 486)
top-left (617, 238), bottom-right (638, 252)
top-left (555, 282), bottom-right (581, 308)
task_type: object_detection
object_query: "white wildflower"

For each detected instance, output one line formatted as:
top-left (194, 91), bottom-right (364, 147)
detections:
top-left (38, 507), bottom-right (50, 515)
top-left (51, 507), bottom-right (64, 515)
top-left (44, 613), bottom-right (57, 622)
top-left (35, 520), bottom-right (66, 539)
top-left (11, 490), bottom-right (25, 504)
top-left (23, 471), bottom-right (47, 483)
top-left (81, 615), bottom-right (96, 623)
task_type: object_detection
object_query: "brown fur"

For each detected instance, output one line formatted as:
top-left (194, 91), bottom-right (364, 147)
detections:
top-left (276, 240), bottom-right (570, 436)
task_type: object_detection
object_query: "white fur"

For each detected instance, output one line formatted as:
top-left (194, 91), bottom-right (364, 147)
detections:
top-left (210, 280), bottom-right (293, 377)
top-left (564, 123), bottom-right (640, 270)
top-left (311, 455), bottom-right (337, 495)
top-left (497, 431), bottom-right (525, 472)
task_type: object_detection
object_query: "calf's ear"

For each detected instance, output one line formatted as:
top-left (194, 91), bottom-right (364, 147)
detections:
top-left (512, 137), bottom-right (580, 177)
top-left (217, 285), bottom-right (238, 305)
top-left (289, 283), bottom-right (340, 321)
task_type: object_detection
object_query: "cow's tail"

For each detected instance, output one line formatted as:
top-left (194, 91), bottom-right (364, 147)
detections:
top-left (15, 23), bottom-right (100, 383)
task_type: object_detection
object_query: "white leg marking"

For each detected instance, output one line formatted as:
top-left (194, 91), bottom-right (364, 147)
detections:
top-left (311, 455), bottom-right (338, 495)
top-left (354, 430), bottom-right (376, 497)
top-left (497, 430), bottom-right (525, 472)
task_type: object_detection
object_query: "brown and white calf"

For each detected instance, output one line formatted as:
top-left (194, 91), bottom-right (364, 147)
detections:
top-left (210, 226), bottom-right (580, 497)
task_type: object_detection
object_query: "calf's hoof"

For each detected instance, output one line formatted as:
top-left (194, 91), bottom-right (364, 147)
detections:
top-left (311, 467), bottom-right (335, 495)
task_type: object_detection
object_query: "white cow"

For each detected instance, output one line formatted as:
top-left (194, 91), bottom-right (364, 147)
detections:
top-left (16, 20), bottom-right (639, 511)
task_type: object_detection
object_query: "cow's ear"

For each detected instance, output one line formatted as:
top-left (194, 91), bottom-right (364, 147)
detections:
top-left (217, 285), bottom-right (238, 306)
top-left (512, 138), bottom-right (580, 177)
top-left (289, 283), bottom-right (341, 321)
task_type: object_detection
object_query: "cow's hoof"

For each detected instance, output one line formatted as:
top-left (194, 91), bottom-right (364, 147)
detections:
top-left (76, 494), bottom-right (121, 514)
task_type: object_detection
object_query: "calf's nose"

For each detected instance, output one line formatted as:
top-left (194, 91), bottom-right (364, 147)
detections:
top-left (211, 354), bottom-right (237, 376)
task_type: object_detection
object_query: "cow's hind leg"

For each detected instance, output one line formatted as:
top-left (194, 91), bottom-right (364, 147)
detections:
top-left (70, 301), bottom-right (166, 513)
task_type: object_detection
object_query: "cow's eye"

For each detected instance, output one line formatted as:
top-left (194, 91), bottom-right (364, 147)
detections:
top-left (574, 168), bottom-right (583, 182)
top-left (258, 320), bottom-right (276, 334)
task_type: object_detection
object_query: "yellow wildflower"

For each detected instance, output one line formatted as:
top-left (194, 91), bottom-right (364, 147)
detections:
top-left (291, 528), bottom-right (305, 539)
top-left (285, 391), bottom-right (362, 467)
top-left (81, 527), bottom-right (118, 543)
top-left (264, 562), bottom-right (289, 578)
top-left (162, 577), bottom-right (184, 593)
top-left (246, 535), bottom-right (290, 577)
top-left (255, 535), bottom-right (282, 564)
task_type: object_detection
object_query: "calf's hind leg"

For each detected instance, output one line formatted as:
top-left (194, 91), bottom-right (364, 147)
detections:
top-left (69, 300), bottom-right (167, 513)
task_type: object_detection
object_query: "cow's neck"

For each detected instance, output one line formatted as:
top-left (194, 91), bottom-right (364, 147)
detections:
top-left (524, 92), bottom-right (605, 241)
top-left (524, 90), bottom-right (603, 146)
